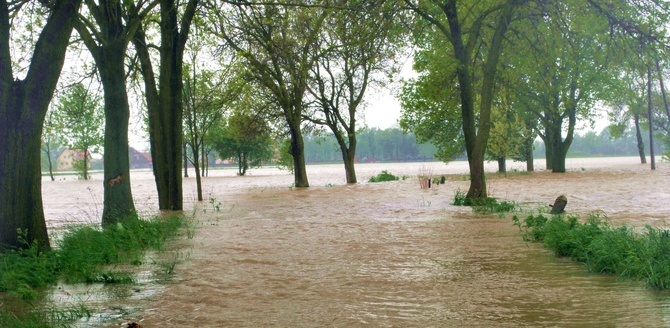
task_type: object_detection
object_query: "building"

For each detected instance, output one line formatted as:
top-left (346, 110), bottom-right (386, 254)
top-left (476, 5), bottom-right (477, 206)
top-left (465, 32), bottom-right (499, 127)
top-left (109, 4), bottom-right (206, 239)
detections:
top-left (129, 147), bottom-right (152, 169)
top-left (56, 148), bottom-right (91, 171)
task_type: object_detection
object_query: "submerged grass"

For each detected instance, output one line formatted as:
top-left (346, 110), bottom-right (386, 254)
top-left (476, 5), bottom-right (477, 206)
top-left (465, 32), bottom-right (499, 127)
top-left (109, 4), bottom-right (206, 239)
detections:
top-left (452, 189), bottom-right (518, 216)
top-left (514, 213), bottom-right (670, 289)
top-left (0, 214), bottom-right (187, 327)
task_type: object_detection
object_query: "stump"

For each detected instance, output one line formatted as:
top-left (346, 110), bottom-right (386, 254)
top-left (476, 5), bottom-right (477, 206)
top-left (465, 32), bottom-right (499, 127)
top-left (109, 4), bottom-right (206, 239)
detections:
top-left (549, 195), bottom-right (568, 214)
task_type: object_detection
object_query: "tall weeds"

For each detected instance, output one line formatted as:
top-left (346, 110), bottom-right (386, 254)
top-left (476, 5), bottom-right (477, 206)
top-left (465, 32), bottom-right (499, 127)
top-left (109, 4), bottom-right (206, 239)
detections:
top-left (0, 215), bottom-right (187, 326)
top-left (514, 213), bottom-right (670, 289)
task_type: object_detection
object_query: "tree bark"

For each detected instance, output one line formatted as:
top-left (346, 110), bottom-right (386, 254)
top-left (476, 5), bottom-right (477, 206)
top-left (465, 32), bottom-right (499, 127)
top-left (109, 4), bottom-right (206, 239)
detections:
top-left (524, 137), bottom-right (534, 172)
top-left (183, 142), bottom-right (189, 177)
top-left (45, 144), bottom-right (56, 181)
top-left (648, 68), bottom-right (656, 170)
top-left (289, 123), bottom-right (309, 187)
top-left (192, 144), bottom-right (203, 201)
top-left (83, 148), bottom-right (89, 180)
top-left (334, 132), bottom-right (357, 184)
top-left (634, 113), bottom-right (646, 164)
top-left (497, 157), bottom-right (506, 174)
top-left (132, 0), bottom-right (197, 211)
top-left (99, 47), bottom-right (136, 225)
top-left (0, 0), bottom-right (81, 250)
top-left (442, 1), bottom-right (515, 199)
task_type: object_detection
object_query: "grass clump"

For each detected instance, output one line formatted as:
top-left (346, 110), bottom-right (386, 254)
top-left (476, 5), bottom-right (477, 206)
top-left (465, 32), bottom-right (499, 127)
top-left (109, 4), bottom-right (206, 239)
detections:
top-left (514, 213), bottom-right (670, 289)
top-left (452, 189), bottom-right (518, 215)
top-left (0, 215), bottom-right (186, 326)
top-left (368, 170), bottom-right (400, 183)
top-left (453, 188), bottom-right (467, 206)
top-left (56, 215), bottom-right (184, 284)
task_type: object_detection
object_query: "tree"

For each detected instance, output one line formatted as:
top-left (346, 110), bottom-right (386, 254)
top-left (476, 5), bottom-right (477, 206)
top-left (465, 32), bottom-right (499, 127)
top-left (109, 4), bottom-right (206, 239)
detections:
top-left (210, 2), bottom-right (329, 188)
top-left (54, 83), bottom-right (104, 180)
top-left (42, 108), bottom-right (66, 181)
top-left (403, 0), bottom-right (519, 199)
top-left (183, 66), bottom-right (227, 201)
top-left (132, 0), bottom-right (199, 211)
top-left (486, 96), bottom-right (525, 174)
top-left (305, 1), bottom-right (402, 184)
top-left (74, 0), bottom-right (158, 224)
top-left (399, 33), bottom-right (464, 163)
top-left (0, 0), bottom-right (83, 250)
top-left (509, 2), bottom-right (616, 173)
top-left (209, 112), bottom-right (274, 176)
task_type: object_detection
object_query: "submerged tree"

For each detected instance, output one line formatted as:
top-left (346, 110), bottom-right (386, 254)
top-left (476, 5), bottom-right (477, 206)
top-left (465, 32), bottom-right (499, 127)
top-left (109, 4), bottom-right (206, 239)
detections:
top-left (42, 108), bottom-right (66, 181)
top-left (403, 0), bottom-right (519, 198)
top-left (132, 0), bottom-right (199, 211)
top-left (74, 0), bottom-right (160, 224)
top-left (55, 83), bottom-right (104, 180)
top-left (183, 66), bottom-right (227, 201)
top-left (210, 2), bottom-right (328, 187)
top-left (209, 112), bottom-right (274, 176)
top-left (306, 1), bottom-right (403, 184)
top-left (0, 0), bottom-right (83, 250)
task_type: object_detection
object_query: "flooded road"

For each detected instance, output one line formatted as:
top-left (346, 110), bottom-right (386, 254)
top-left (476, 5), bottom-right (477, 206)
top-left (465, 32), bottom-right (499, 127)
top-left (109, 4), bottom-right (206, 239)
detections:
top-left (38, 157), bottom-right (670, 326)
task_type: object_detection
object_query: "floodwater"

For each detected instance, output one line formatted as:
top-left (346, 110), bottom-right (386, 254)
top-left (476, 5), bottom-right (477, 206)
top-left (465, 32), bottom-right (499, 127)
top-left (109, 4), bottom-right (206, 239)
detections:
top-left (35, 157), bottom-right (670, 326)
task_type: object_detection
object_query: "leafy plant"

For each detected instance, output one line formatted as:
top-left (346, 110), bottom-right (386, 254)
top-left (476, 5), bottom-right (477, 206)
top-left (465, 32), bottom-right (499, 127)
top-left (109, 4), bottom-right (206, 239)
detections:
top-left (452, 188), bottom-right (467, 206)
top-left (368, 170), bottom-right (400, 183)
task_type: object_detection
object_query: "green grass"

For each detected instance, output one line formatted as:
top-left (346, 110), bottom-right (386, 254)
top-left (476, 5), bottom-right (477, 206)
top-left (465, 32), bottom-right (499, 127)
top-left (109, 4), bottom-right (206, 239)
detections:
top-left (452, 189), bottom-right (518, 215)
top-left (368, 170), bottom-right (400, 183)
top-left (0, 215), bottom-right (187, 327)
top-left (453, 188), bottom-right (467, 206)
top-left (514, 213), bottom-right (670, 289)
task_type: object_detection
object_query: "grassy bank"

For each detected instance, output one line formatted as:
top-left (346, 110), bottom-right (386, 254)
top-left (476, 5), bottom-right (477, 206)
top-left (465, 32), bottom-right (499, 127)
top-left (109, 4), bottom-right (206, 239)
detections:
top-left (515, 213), bottom-right (670, 289)
top-left (0, 215), bottom-right (187, 327)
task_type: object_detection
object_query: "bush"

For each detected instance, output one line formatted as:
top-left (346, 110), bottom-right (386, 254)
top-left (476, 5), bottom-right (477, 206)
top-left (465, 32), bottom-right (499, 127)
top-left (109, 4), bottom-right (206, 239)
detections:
top-left (368, 170), bottom-right (400, 183)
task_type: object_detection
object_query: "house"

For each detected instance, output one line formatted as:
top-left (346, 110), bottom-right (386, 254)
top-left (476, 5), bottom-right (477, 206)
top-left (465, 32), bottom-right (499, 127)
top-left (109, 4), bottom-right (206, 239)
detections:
top-left (129, 147), bottom-right (152, 169)
top-left (56, 148), bottom-right (92, 171)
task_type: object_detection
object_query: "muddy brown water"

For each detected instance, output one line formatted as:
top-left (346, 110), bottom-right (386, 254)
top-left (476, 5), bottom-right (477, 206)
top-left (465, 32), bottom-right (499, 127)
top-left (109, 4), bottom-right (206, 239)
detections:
top-left (28, 158), bottom-right (670, 326)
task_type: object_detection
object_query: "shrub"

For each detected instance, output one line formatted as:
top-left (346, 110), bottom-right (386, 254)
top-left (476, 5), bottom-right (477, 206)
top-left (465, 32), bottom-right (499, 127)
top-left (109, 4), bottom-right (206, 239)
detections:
top-left (368, 170), bottom-right (399, 183)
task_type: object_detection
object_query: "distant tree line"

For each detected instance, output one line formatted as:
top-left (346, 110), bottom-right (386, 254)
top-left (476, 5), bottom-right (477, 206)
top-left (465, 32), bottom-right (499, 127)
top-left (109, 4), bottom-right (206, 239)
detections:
top-left (304, 128), bottom-right (437, 163)
top-left (538, 128), bottom-right (665, 159)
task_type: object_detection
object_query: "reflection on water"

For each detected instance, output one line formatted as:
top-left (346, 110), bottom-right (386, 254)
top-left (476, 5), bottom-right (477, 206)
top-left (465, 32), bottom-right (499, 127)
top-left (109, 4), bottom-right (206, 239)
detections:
top-left (33, 158), bottom-right (670, 326)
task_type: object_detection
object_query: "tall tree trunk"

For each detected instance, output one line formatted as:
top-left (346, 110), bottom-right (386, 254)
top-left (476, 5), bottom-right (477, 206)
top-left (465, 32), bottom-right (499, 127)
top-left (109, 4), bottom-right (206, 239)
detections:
top-left (99, 47), bottom-right (136, 225)
top-left (46, 145), bottom-right (56, 181)
top-left (183, 142), bottom-right (189, 177)
top-left (648, 68), bottom-right (656, 170)
top-left (0, 0), bottom-right (81, 250)
top-left (655, 59), bottom-right (670, 122)
top-left (192, 146), bottom-right (203, 201)
top-left (497, 157), bottom-right (506, 174)
top-left (634, 113), bottom-right (646, 163)
top-left (132, 0), bottom-right (197, 211)
top-left (201, 146), bottom-right (206, 177)
top-left (524, 137), bottom-right (534, 172)
top-left (543, 137), bottom-right (554, 171)
top-left (334, 131), bottom-right (357, 184)
top-left (443, 1), bottom-right (515, 199)
top-left (83, 148), bottom-right (89, 180)
top-left (551, 139), bottom-right (567, 173)
top-left (288, 122), bottom-right (309, 187)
